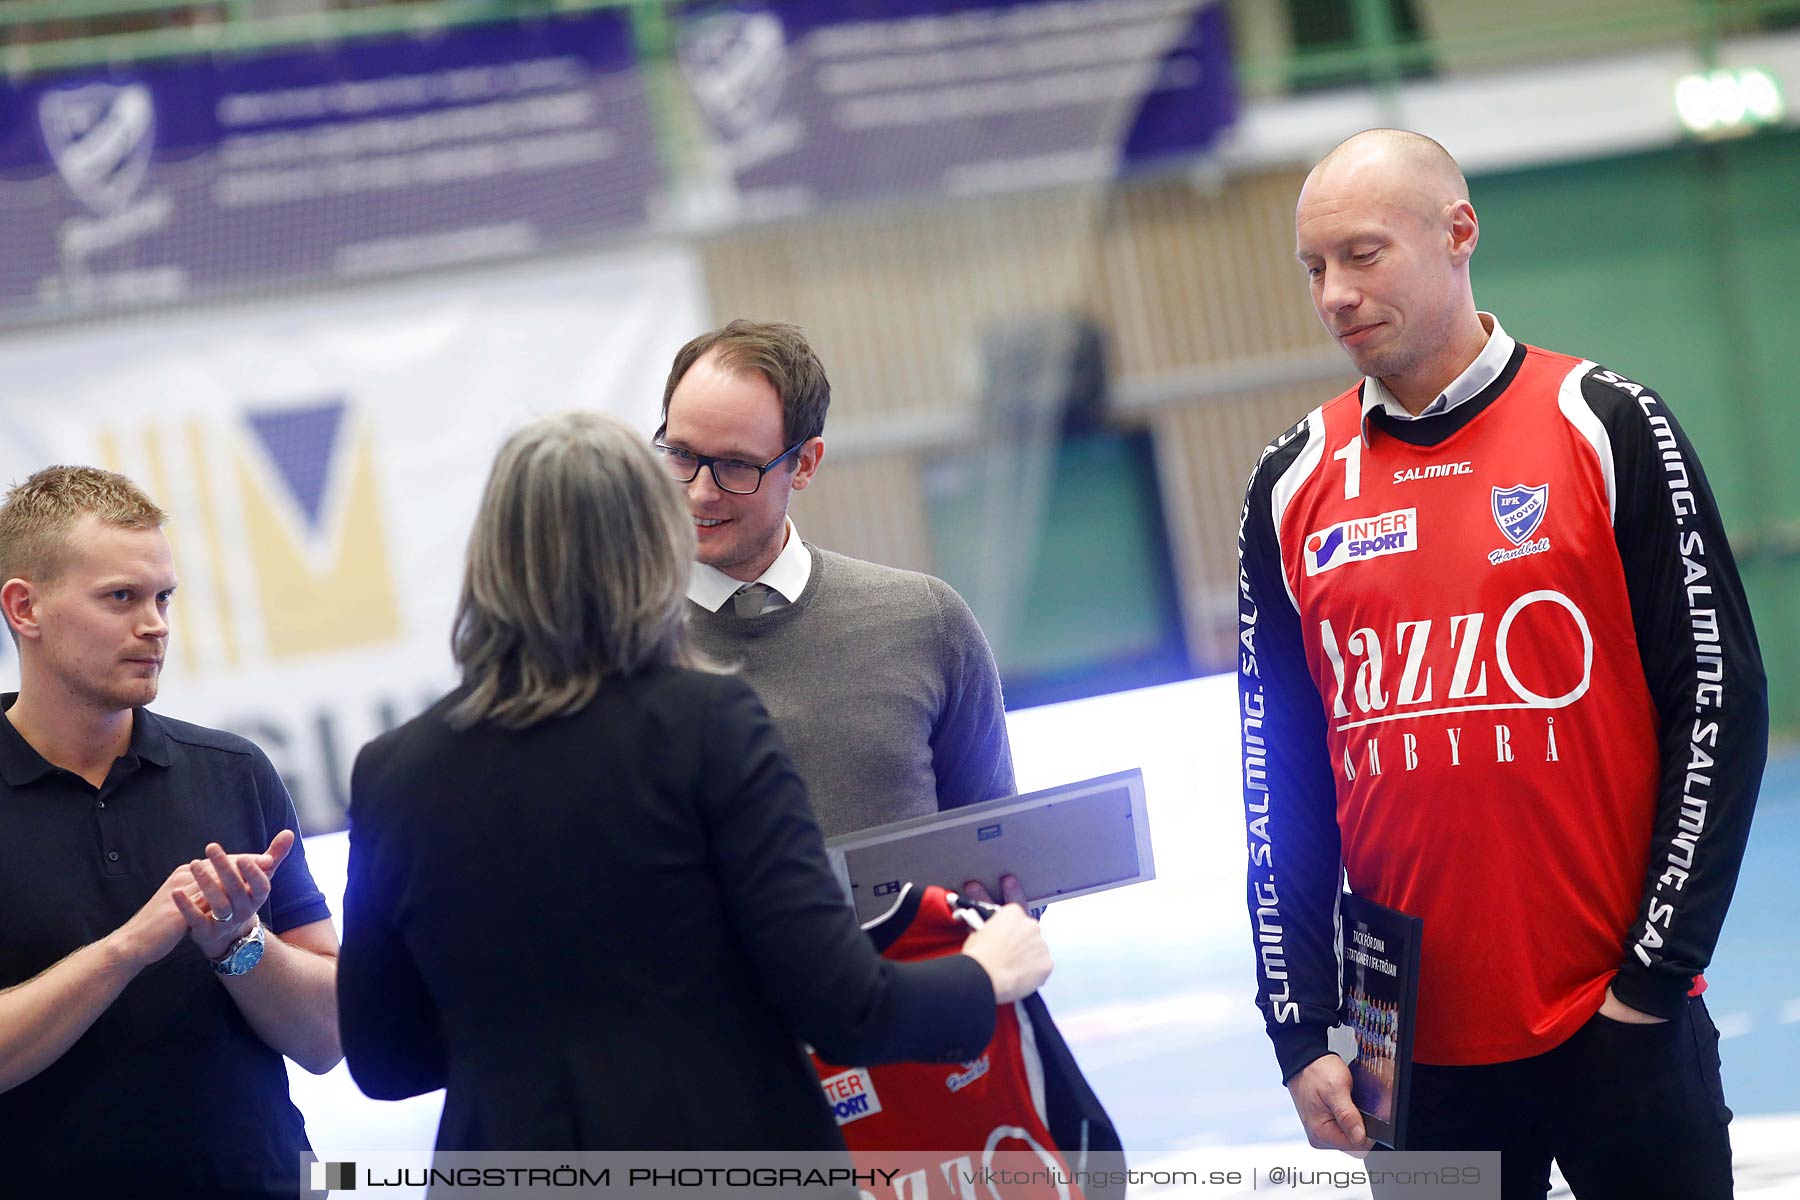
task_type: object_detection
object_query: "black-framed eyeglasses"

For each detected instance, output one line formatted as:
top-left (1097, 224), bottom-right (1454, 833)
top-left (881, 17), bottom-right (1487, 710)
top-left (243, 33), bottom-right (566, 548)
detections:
top-left (653, 439), bottom-right (806, 495)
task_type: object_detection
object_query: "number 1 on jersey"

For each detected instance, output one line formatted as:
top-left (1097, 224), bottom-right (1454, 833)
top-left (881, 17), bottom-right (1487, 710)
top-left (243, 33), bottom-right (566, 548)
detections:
top-left (1333, 435), bottom-right (1362, 501)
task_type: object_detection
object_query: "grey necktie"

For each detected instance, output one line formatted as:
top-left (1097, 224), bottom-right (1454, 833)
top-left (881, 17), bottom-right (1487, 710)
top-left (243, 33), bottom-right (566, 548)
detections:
top-left (731, 583), bottom-right (775, 618)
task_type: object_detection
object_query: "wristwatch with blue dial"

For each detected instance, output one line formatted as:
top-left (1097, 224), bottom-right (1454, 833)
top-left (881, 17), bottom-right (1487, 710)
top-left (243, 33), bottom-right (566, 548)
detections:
top-left (211, 916), bottom-right (266, 976)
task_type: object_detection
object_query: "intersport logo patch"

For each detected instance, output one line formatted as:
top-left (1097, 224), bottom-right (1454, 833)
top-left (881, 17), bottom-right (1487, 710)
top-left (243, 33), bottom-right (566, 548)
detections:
top-left (819, 1068), bottom-right (882, 1126)
top-left (1304, 508), bottom-right (1418, 577)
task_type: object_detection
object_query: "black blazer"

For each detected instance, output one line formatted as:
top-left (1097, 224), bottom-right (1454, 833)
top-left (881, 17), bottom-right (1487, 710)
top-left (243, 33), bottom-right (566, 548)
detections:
top-left (338, 665), bottom-right (996, 1151)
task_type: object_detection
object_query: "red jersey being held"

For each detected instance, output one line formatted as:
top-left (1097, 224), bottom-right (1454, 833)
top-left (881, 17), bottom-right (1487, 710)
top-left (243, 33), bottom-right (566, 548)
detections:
top-left (810, 884), bottom-right (1122, 1200)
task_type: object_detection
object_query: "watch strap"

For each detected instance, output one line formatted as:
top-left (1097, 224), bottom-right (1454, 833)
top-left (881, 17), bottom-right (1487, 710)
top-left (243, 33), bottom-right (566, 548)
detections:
top-left (211, 916), bottom-right (266, 976)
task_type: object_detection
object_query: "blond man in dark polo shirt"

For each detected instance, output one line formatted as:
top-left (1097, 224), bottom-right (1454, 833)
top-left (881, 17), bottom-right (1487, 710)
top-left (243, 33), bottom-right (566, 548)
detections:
top-left (0, 466), bottom-right (341, 1197)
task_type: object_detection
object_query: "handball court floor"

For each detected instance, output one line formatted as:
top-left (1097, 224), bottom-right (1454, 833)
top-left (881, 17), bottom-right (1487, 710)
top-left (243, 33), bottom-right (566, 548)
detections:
top-left (293, 676), bottom-right (1800, 1197)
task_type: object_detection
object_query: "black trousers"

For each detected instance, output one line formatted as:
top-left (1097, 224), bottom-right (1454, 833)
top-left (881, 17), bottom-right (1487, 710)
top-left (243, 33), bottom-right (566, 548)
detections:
top-left (1375, 997), bottom-right (1733, 1200)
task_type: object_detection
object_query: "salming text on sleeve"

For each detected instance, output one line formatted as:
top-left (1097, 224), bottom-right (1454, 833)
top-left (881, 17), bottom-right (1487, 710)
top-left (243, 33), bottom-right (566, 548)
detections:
top-left (1577, 369), bottom-right (1766, 1019)
top-left (1239, 420), bottom-right (1349, 1083)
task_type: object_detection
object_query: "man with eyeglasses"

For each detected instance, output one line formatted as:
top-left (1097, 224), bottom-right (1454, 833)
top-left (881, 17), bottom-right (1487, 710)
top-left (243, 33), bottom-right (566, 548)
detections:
top-left (656, 321), bottom-right (1022, 902)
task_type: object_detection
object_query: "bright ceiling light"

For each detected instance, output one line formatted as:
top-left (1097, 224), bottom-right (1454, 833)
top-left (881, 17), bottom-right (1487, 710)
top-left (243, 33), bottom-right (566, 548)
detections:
top-left (1675, 67), bottom-right (1787, 135)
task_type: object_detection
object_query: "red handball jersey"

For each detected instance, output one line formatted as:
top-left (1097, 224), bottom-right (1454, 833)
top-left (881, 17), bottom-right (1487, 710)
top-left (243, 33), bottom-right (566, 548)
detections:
top-left (1239, 335), bottom-right (1765, 1073)
top-left (810, 885), bottom-right (1122, 1200)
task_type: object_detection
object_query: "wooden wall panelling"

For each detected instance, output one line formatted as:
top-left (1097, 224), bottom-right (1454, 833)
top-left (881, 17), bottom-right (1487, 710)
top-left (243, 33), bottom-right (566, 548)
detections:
top-left (697, 167), bottom-right (1353, 678)
top-left (1151, 381), bottom-right (1347, 672)
top-left (787, 448), bottom-right (935, 576)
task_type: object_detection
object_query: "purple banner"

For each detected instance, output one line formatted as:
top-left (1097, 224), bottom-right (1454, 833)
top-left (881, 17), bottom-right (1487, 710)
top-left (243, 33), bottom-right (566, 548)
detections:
top-left (0, 12), bottom-right (658, 325)
top-left (673, 0), bottom-right (1236, 220)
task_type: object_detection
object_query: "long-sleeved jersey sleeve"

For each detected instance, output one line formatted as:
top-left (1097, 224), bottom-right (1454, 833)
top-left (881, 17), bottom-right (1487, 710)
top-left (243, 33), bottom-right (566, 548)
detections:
top-left (1239, 419), bottom-right (1349, 1082)
top-left (1582, 367), bottom-right (1768, 1018)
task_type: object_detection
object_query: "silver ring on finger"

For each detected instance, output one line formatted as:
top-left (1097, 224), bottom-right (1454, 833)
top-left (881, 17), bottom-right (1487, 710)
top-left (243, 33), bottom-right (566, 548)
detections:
top-left (210, 907), bottom-right (235, 923)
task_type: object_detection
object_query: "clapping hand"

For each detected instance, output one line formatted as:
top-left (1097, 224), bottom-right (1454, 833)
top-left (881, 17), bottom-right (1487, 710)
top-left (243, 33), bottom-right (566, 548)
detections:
top-left (114, 864), bottom-right (207, 969)
top-left (172, 830), bottom-right (296, 959)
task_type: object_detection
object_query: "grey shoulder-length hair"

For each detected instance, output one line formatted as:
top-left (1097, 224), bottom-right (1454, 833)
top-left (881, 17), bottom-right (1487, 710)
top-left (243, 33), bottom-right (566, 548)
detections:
top-left (448, 411), bottom-right (707, 730)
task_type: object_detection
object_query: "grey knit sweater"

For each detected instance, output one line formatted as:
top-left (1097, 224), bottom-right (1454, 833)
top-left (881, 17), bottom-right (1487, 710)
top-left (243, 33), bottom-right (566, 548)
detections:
top-left (687, 545), bottom-right (1016, 839)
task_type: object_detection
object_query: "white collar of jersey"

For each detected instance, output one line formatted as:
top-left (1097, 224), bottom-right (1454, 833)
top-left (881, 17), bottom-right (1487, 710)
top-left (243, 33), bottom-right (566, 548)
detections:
top-left (1360, 313), bottom-right (1514, 432)
top-left (687, 517), bottom-right (813, 613)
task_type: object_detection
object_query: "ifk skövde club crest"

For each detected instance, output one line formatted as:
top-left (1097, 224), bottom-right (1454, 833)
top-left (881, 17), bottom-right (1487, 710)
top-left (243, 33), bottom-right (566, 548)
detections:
top-left (38, 81), bottom-right (156, 217)
top-left (677, 7), bottom-right (788, 142)
top-left (1491, 484), bottom-right (1549, 546)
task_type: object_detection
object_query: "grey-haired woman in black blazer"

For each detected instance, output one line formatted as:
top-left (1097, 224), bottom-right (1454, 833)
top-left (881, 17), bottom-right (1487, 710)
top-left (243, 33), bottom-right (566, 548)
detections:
top-left (337, 412), bottom-right (1050, 1152)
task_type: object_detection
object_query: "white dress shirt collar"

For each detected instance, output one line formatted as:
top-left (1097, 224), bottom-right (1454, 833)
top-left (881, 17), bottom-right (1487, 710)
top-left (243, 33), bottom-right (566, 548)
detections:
top-left (1361, 313), bottom-right (1514, 425)
top-left (687, 518), bottom-right (813, 613)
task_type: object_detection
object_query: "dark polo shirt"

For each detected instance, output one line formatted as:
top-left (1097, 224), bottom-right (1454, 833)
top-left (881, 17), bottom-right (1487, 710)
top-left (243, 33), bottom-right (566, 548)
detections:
top-left (0, 694), bottom-right (331, 1196)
